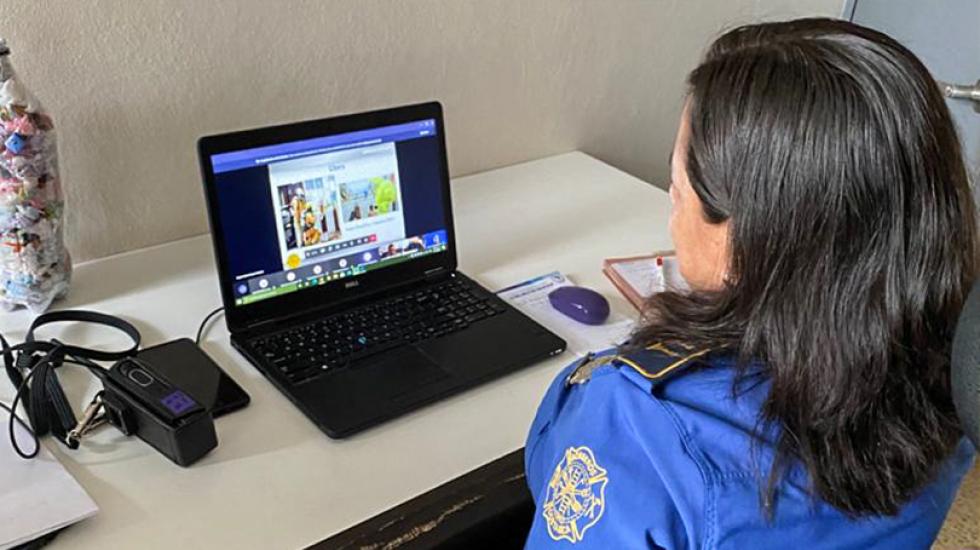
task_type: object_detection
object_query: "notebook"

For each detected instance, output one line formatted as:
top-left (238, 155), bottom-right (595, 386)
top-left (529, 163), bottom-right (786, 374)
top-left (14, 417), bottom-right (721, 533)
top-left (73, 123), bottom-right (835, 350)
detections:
top-left (602, 253), bottom-right (687, 311)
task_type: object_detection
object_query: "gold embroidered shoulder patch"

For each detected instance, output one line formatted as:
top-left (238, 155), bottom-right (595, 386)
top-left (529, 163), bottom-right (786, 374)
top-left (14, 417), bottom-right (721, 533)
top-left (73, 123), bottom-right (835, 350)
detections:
top-left (543, 446), bottom-right (609, 543)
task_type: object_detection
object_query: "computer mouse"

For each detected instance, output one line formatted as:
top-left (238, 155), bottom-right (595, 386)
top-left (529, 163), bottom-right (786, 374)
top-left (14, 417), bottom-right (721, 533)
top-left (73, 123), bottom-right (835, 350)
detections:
top-left (548, 286), bottom-right (610, 326)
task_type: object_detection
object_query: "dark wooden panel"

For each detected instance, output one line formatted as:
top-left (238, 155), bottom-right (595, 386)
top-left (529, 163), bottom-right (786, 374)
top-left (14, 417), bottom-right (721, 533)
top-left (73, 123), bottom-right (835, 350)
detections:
top-left (310, 448), bottom-right (533, 550)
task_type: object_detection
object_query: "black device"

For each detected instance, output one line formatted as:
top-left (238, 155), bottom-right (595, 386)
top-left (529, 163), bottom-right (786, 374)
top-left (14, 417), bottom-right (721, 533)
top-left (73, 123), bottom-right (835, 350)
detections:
top-left (198, 101), bottom-right (567, 438)
top-left (137, 338), bottom-right (250, 417)
top-left (102, 357), bottom-right (217, 466)
top-left (1, 310), bottom-right (237, 467)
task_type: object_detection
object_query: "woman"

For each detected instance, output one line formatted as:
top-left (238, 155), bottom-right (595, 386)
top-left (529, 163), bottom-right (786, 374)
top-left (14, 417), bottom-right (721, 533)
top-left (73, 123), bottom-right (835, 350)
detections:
top-left (524, 18), bottom-right (977, 549)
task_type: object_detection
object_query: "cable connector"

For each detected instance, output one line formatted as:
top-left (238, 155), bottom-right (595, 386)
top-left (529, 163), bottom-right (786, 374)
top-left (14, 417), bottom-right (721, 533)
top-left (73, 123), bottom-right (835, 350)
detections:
top-left (65, 392), bottom-right (106, 449)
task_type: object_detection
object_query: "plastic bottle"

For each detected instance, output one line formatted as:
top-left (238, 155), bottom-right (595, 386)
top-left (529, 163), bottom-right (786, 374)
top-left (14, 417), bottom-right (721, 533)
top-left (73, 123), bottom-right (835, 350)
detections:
top-left (0, 38), bottom-right (71, 312)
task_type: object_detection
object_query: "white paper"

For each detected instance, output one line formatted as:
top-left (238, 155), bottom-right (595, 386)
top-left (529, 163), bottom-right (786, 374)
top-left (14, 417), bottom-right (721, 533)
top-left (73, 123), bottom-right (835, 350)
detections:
top-left (0, 413), bottom-right (98, 549)
top-left (611, 259), bottom-right (661, 298)
top-left (497, 272), bottom-right (634, 357)
top-left (611, 256), bottom-right (688, 298)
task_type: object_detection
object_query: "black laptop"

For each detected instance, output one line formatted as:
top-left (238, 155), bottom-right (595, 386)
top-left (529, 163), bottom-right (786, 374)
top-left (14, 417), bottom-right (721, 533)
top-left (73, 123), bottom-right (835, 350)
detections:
top-left (198, 102), bottom-right (566, 437)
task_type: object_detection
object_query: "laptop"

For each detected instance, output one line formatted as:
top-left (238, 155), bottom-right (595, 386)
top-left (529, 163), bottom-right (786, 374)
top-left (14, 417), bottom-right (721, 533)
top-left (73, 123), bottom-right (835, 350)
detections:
top-left (198, 102), bottom-right (567, 438)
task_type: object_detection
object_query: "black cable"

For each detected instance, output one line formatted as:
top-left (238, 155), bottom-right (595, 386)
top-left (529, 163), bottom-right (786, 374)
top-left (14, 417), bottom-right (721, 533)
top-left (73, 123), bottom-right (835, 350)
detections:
top-left (2, 311), bottom-right (141, 459)
top-left (7, 352), bottom-right (45, 459)
top-left (4, 353), bottom-right (112, 459)
top-left (0, 331), bottom-right (41, 459)
top-left (0, 320), bottom-right (132, 460)
top-left (196, 307), bottom-right (224, 345)
top-left (62, 354), bottom-right (105, 376)
top-left (0, 401), bottom-right (30, 433)
top-left (4, 352), bottom-right (116, 459)
top-left (2, 370), bottom-right (39, 458)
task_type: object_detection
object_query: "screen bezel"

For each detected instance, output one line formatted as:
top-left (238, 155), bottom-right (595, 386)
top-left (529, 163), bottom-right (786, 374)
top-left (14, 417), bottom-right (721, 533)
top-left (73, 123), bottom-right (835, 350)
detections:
top-left (198, 102), bottom-right (457, 333)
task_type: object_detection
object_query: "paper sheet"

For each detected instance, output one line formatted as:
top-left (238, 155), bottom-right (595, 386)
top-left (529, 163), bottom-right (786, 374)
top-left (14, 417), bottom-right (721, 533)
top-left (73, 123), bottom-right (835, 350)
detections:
top-left (497, 272), bottom-right (634, 357)
top-left (611, 255), bottom-right (688, 299)
top-left (611, 259), bottom-right (662, 299)
top-left (0, 412), bottom-right (98, 549)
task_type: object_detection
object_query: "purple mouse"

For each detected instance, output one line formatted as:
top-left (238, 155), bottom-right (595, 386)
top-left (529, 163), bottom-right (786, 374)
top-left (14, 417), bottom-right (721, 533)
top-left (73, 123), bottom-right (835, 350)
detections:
top-left (548, 286), bottom-right (610, 325)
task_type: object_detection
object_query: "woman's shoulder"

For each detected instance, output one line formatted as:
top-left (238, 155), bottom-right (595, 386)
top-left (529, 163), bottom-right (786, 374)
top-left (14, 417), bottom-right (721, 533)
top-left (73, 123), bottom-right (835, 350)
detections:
top-left (531, 344), bottom-right (770, 473)
top-left (523, 344), bottom-right (757, 548)
top-left (525, 346), bottom-right (976, 549)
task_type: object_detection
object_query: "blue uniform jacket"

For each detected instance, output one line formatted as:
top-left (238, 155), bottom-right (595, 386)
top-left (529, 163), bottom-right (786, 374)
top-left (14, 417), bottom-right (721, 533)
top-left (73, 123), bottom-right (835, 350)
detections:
top-left (524, 346), bottom-right (975, 549)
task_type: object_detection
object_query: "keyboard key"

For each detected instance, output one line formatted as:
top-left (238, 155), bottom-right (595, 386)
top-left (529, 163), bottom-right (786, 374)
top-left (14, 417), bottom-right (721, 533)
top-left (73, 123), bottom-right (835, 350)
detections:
top-left (465, 311), bottom-right (487, 323)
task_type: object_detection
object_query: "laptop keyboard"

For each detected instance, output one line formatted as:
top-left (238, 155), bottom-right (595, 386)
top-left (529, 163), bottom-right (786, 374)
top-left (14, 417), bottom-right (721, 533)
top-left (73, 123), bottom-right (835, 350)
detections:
top-left (248, 277), bottom-right (509, 386)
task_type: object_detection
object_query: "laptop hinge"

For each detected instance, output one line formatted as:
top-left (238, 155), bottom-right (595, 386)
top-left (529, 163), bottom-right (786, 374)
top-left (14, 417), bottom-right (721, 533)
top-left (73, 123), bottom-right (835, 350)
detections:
top-left (243, 302), bottom-right (340, 334)
top-left (424, 266), bottom-right (448, 280)
top-left (243, 317), bottom-right (281, 334)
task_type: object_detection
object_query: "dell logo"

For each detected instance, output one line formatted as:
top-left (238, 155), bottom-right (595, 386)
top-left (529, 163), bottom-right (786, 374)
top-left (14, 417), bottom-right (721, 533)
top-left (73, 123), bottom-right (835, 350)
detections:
top-left (345, 280), bottom-right (360, 289)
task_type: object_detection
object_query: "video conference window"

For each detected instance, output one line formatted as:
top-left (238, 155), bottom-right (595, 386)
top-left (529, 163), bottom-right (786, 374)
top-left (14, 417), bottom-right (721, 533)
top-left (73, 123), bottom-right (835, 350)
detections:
top-left (268, 143), bottom-right (407, 271)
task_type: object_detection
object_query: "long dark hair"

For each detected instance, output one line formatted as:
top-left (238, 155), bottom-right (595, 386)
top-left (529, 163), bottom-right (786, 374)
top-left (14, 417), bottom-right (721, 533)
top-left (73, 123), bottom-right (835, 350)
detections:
top-left (633, 18), bottom-right (979, 516)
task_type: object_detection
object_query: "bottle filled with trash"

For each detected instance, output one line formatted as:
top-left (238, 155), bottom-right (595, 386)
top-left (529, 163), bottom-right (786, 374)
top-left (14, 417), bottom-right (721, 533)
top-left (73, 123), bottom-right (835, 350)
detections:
top-left (0, 38), bottom-right (70, 312)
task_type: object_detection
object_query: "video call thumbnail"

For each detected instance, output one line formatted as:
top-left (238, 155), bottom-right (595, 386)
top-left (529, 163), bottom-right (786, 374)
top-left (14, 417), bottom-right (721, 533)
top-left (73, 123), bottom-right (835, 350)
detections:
top-left (378, 235), bottom-right (425, 259)
top-left (340, 175), bottom-right (399, 223)
top-left (276, 177), bottom-right (342, 250)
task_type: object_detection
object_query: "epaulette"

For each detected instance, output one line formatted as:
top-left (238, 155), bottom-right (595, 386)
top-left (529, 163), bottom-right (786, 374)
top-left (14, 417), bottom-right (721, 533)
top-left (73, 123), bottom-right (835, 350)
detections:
top-left (566, 342), bottom-right (711, 390)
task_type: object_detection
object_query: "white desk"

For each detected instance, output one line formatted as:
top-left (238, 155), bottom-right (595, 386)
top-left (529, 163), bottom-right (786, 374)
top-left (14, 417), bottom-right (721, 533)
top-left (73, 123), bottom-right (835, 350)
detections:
top-left (0, 152), bottom-right (673, 549)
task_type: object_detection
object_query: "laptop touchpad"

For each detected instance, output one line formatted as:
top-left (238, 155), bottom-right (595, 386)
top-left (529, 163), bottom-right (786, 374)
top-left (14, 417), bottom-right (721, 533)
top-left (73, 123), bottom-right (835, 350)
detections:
top-left (355, 346), bottom-right (449, 399)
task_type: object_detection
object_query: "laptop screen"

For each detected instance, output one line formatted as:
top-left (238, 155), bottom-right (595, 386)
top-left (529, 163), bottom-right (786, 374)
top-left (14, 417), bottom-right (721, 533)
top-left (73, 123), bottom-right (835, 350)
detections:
top-left (208, 119), bottom-right (449, 307)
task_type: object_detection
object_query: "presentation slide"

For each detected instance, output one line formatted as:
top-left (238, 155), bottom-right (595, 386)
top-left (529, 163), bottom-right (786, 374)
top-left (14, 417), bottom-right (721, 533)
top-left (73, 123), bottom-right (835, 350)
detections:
top-left (268, 142), bottom-right (406, 271)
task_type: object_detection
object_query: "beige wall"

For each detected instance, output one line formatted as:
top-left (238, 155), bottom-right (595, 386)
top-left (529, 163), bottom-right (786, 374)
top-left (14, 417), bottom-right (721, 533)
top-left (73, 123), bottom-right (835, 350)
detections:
top-left (0, 0), bottom-right (839, 262)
